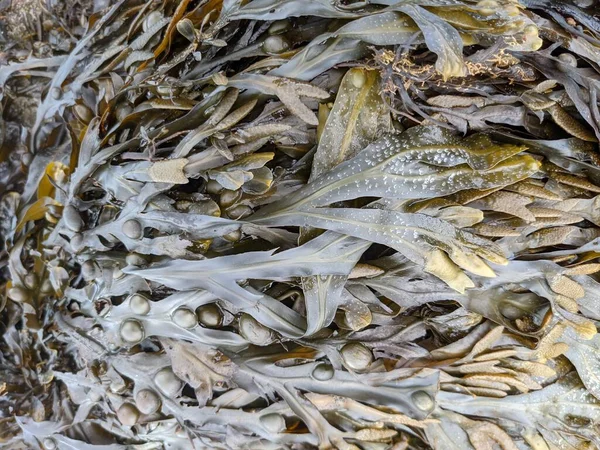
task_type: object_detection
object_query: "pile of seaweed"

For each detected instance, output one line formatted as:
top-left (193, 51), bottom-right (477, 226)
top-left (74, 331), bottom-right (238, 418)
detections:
top-left (2, 0), bottom-right (600, 449)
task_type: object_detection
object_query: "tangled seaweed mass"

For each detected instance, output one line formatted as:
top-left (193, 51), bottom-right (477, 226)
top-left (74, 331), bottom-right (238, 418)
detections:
top-left (3, 0), bottom-right (600, 448)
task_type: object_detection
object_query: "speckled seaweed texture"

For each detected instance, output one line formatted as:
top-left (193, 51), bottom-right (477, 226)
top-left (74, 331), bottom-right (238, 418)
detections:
top-left (2, 0), bottom-right (600, 449)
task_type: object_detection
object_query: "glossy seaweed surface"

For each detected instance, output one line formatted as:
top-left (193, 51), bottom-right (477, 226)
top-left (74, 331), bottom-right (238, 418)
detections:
top-left (2, 0), bottom-right (600, 449)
